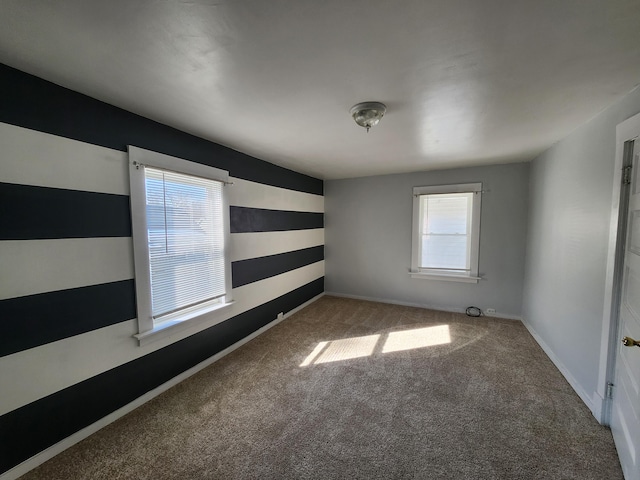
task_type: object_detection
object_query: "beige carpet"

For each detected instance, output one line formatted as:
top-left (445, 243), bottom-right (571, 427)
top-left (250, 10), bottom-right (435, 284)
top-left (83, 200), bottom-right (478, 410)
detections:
top-left (22, 296), bottom-right (622, 479)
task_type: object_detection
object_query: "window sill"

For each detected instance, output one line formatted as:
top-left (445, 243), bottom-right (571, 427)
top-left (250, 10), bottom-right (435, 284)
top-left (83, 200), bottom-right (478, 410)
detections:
top-left (409, 271), bottom-right (481, 283)
top-left (134, 300), bottom-right (235, 346)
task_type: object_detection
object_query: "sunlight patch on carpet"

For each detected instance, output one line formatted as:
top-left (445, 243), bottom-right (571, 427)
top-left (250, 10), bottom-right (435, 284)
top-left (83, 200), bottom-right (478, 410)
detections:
top-left (313, 334), bottom-right (380, 364)
top-left (300, 325), bottom-right (451, 366)
top-left (382, 325), bottom-right (451, 353)
top-left (300, 335), bottom-right (379, 366)
top-left (299, 341), bottom-right (329, 367)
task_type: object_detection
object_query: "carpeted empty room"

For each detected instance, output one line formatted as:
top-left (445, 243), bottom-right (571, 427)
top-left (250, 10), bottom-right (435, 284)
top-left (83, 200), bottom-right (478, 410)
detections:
top-left (21, 296), bottom-right (621, 480)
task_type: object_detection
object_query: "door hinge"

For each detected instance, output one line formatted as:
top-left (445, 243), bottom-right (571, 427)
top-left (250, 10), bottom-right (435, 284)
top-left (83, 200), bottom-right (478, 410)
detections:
top-left (606, 382), bottom-right (615, 399)
top-left (622, 165), bottom-right (632, 185)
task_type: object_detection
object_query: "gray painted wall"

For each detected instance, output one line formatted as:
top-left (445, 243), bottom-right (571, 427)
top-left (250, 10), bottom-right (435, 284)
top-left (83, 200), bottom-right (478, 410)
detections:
top-left (325, 163), bottom-right (529, 318)
top-left (522, 86), bottom-right (640, 414)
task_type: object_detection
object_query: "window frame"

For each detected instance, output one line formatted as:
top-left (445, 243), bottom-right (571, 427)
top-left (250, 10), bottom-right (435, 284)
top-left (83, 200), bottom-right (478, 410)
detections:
top-left (129, 146), bottom-right (233, 345)
top-left (410, 182), bottom-right (482, 283)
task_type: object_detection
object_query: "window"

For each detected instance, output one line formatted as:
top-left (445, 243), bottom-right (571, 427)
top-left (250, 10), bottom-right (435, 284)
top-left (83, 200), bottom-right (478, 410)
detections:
top-left (410, 183), bottom-right (482, 283)
top-left (129, 146), bottom-right (233, 344)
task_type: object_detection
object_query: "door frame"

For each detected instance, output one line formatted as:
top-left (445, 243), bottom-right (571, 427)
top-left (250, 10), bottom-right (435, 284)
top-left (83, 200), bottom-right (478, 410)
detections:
top-left (598, 111), bottom-right (640, 425)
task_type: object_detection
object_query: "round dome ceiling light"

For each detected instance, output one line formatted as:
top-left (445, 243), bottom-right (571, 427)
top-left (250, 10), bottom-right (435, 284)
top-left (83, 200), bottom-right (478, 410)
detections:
top-left (350, 101), bottom-right (387, 132)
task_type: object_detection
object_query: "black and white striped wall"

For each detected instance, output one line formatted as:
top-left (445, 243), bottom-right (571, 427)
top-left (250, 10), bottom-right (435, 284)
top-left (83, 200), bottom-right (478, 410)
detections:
top-left (0, 64), bottom-right (324, 477)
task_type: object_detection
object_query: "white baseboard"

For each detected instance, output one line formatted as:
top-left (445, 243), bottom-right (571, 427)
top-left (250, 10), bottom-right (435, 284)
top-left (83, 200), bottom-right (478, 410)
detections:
top-left (520, 317), bottom-right (596, 417)
top-left (324, 291), bottom-right (522, 321)
top-left (1, 292), bottom-right (324, 480)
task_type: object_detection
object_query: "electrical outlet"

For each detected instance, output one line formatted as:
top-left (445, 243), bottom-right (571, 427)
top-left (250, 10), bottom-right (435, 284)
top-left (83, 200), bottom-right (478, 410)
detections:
top-left (485, 308), bottom-right (496, 315)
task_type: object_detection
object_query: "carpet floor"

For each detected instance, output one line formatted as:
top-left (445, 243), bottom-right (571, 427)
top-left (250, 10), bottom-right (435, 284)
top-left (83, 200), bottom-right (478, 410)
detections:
top-left (21, 296), bottom-right (623, 479)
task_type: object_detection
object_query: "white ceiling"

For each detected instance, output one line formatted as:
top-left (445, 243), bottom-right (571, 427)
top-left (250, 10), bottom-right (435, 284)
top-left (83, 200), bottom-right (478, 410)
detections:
top-left (2, 0), bottom-right (640, 180)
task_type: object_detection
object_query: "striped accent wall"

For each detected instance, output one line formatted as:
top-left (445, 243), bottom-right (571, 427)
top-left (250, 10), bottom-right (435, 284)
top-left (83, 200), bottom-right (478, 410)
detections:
top-left (0, 65), bottom-right (324, 476)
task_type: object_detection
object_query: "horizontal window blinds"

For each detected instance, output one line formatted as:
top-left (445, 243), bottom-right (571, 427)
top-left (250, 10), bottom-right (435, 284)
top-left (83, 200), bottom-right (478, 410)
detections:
top-left (144, 167), bottom-right (225, 319)
top-left (420, 193), bottom-right (473, 270)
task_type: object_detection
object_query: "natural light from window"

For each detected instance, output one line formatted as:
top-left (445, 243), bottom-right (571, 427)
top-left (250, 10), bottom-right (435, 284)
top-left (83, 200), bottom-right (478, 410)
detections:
top-left (382, 325), bottom-right (451, 353)
top-left (300, 334), bottom-right (380, 366)
top-left (299, 325), bottom-right (451, 367)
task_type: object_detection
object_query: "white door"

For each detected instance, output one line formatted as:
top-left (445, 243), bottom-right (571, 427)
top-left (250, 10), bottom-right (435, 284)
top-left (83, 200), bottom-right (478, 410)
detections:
top-left (611, 136), bottom-right (640, 480)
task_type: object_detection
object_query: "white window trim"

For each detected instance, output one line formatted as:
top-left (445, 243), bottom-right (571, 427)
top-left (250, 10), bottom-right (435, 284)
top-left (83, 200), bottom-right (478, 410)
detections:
top-left (129, 146), bottom-right (234, 345)
top-left (410, 182), bottom-right (482, 283)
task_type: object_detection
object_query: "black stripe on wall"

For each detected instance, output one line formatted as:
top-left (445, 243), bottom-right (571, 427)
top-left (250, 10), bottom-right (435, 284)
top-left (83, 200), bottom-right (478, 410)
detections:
top-left (0, 64), bottom-right (323, 196)
top-left (0, 280), bottom-right (136, 358)
top-left (232, 246), bottom-right (324, 288)
top-left (230, 206), bottom-right (323, 233)
top-left (0, 277), bottom-right (323, 474)
top-left (0, 182), bottom-right (132, 240)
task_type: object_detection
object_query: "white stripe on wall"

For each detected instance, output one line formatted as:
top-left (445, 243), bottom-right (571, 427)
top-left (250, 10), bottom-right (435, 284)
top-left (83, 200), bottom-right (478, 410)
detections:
top-left (0, 230), bottom-right (323, 300)
top-left (228, 177), bottom-right (324, 213)
top-left (0, 123), bottom-right (323, 213)
top-left (0, 123), bottom-right (129, 195)
top-left (0, 238), bottom-right (134, 300)
top-left (230, 229), bottom-right (325, 262)
top-left (0, 261), bottom-right (324, 416)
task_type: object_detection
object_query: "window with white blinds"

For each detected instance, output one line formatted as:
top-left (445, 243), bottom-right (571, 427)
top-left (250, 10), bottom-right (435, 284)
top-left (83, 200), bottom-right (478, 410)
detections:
top-left (419, 193), bottom-right (473, 271)
top-left (129, 146), bottom-right (232, 344)
top-left (410, 183), bottom-right (482, 282)
top-left (145, 168), bottom-right (226, 319)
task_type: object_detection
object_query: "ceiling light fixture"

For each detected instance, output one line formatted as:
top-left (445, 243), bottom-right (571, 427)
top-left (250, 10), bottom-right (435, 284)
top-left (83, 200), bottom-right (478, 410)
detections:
top-left (350, 102), bottom-right (387, 132)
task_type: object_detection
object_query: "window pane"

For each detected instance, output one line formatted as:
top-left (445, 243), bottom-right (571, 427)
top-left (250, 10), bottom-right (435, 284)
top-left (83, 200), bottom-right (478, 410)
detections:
top-left (421, 234), bottom-right (468, 269)
top-left (420, 193), bottom-right (472, 270)
top-left (422, 194), bottom-right (469, 235)
top-left (145, 168), bottom-right (225, 319)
